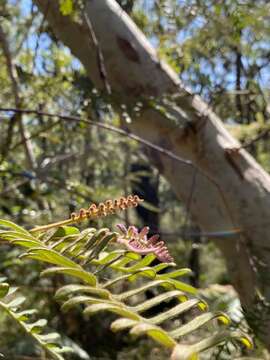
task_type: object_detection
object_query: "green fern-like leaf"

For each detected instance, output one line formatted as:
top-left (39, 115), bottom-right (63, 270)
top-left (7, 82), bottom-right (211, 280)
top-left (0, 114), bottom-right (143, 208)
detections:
top-left (0, 219), bottom-right (253, 359)
top-left (0, 277), bottom-right (70, 360)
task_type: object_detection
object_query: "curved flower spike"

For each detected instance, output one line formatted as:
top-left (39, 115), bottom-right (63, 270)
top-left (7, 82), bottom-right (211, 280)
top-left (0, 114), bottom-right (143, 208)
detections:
top-left (116, 224), bottom-right (174, 263)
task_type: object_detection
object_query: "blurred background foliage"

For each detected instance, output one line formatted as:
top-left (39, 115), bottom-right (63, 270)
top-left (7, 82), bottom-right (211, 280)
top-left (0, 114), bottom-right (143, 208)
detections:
top-left (0, 0), bottom-right (270, 358)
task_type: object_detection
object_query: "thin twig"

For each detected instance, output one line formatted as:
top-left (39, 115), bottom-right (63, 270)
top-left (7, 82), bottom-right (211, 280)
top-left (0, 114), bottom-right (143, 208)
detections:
top-left (11, 119), bottom-right (61, 150)
top-left (83, 11), bottom-right (111, 95)
top-left (0, 107), bottom-right (192, 166)
top-left (0, 106), bottom-right (236, 228)
top-left (239, 127), bottom-right (270, 150)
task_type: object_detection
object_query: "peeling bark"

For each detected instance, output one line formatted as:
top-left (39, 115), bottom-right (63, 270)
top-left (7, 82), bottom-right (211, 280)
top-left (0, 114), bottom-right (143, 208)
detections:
top-left (34, 0), bottom-right (270, 347)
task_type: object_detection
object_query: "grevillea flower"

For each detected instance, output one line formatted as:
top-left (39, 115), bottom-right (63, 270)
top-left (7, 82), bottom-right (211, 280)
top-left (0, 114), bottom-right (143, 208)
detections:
top-left (70, 195), bottom-right (143, 221)
top-left (116, 224), bottom-right (174, 263)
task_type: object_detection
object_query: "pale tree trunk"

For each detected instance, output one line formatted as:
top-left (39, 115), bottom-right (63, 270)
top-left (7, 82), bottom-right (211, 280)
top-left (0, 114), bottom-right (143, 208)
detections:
top-left (34, 0), bottom-right (270, 347)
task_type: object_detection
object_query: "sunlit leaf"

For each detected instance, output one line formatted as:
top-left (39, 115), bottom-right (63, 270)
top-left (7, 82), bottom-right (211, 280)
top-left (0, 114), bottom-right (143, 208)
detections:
top-left (55, 284), bottom-right (110, 299)
top-left (20, 248), bottom-right (78, 267)
top-left (41, 266), bottom-right (96, 285)
top-left (170, 312), bottom-right (230, 339)
top-left (130, 323), bottom-right (177, 348)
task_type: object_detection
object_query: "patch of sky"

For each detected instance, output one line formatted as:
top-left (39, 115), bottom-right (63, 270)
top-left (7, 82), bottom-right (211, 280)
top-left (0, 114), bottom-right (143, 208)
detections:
top-left (15, 0), bottom-right (33, 16)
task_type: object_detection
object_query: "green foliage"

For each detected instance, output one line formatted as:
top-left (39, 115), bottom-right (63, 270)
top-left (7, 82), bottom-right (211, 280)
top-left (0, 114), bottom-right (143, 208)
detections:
top-left (0, 218), bottom-right (252, 359)
top-left (59, 0), bottom-right (74, 16)
top-left (132, 0), bottom-right (270, 127)
top-left (0, 0), bottom-right (269, 358)
top-left (0, 277), bottom-right (69, 360)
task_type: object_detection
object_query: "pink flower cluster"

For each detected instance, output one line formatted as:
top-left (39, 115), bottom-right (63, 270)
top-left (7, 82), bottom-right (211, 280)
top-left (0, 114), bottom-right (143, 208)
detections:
top-left (116, 224), bottom-right (174, 263)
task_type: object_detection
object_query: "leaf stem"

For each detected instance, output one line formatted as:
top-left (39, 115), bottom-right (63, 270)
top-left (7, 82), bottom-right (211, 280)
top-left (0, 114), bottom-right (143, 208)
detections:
top-left (30, 218), bottom-right (79, 234)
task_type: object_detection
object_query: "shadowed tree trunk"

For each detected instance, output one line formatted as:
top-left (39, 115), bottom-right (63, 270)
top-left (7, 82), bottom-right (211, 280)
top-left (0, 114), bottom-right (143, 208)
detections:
top-left (34, 0), bottom-right (270, 348)
top-left (188, 225), bottom-right (201, 288)
top-left (131, 162), bottom-right (159, 232)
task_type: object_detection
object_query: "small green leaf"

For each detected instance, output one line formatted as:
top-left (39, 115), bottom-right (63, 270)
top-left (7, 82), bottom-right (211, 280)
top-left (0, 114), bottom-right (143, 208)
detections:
top-left (59, 0), bottom-right (73, 16)
top-left (159, 278), bottom-right (197, 295)
top-left (6, 286), bottom-right (18, 296)
top-left (84, 233), bottom-right (117, 263)
top-left (38, 332), bottom-right (59, 343)
top-left (111, 318), bottom-right (138, 332)
top-left (84, 303), bottom-right (140, 320)
top-left (0, 278), bottom-right (67, 360)
top-left (55, 284), bottom-right (110, 300)
top-left (0, 283), bottom-right (9, 298)
top-left (91, 251), bottom-right (126, 265)
top-left (60, 230), bottom-right (95, 255)
top-left (41, 266), bottom-right (96, 285)
top-left (27, 319), bottom-right (48, 334)
top-left (127, 253), bottom-right (156, 271)
top-left (0, 219), bottom-right (30, 235)
top-left (170, 312), bottom-right (230, 339)
top-left (158, 268), bottom-right (192, 279)
top-left (21, 248), bottom-right (78, 268)
top-left (103, 273), bottom-right (135, 288)
top-left (0, 231), bottom-right (37, 241)
top-left (61, 295), bottom-right (114, 312)
top-left (116, 280), bottom-right (175, 301)
top-left (11, 239), bottom-right (41, 248)
top-left (176, 330), bottom-right (253, 356)
top-left (130, 323), bottom-right (176, 348)
top-left (128, 267), bottom-right (156, 280)
top-left (240, 336), bottom-right (253, 349)
top-left (151, 263), bottom-right (175, 273)
top-left (82, 228), bottom-right (109, 254)
top-left (52, 226), bottom-right (80, 238)
top-left (217, 313), bottom-right (231, 325)
top-left (149, 299), bottom-right (204, 325)
top-left (7, 296), bottom-right (26, 309)
top-left (133, 290), bottom-right (188, 313)
top-left (15, 309), bottom-right (38, 321)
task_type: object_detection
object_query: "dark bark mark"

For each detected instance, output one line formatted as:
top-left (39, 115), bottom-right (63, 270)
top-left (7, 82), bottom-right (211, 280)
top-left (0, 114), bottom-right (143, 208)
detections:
top-left (235, 49), bottom-right (244, 123)
top-left (225, 149), bottom-right (244, 180)
top-left (116, 36), bottom-right (141, 63)
top-left (147, 148), bottom-right (165, 174)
